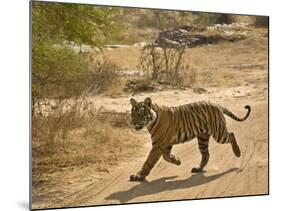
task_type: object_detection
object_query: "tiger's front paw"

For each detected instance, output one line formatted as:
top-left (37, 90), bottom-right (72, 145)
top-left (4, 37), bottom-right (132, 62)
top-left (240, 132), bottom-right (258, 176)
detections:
top-left (191, 167), bottom-right (203, 173)
top-left (129, 174), bottom-right (145, 182)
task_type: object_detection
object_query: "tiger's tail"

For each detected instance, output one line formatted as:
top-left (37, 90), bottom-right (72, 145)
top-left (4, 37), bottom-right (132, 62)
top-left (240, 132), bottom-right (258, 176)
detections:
top-left (222, 105), bottom-right (251, 122)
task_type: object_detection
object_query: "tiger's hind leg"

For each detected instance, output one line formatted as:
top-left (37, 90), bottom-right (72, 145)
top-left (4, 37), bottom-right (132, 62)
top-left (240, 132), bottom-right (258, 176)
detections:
top-left (162, 146), bottom-right (181, 166)
top-left (212, 112), bottom-right (241, 158)
top-left (191, 135), bottom-right (210, 173)
top-left (229, 132), bottom-right (241, 157)
top-left (216, 132), bottom-right (241, 158)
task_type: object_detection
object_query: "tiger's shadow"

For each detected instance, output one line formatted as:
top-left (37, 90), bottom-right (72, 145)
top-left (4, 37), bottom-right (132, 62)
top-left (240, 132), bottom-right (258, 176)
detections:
top-left (105, 168), bottom-right (240, 202)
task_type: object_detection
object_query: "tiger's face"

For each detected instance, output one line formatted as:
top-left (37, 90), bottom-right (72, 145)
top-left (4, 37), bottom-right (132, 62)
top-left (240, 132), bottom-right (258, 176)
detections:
top-left (130, 97), bottom-right (154, 130)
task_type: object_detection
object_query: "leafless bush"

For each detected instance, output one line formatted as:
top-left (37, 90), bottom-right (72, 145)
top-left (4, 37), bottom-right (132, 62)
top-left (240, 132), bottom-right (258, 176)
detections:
top-left (82, 53), bottom-right (120, 95)
top-left (139, 39), bottom-right (195, 86)
top-left (32, 97), bottom-right (136, 178)
top-left (183, 66), bottom-right (197, 86)
top-left (32, 98), bottom-right (94, 148)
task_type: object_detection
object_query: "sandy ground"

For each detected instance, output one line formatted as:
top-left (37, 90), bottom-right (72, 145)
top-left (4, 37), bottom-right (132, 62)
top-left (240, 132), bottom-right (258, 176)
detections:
top-left (32, 83), bottom-right (268, 209)
top-left (32, 27), bottom-right (268, 209)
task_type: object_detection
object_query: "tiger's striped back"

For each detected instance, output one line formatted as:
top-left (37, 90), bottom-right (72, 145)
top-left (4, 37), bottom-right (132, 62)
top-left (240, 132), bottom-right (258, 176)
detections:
top-left (149, 101), bottom-right (229, 147)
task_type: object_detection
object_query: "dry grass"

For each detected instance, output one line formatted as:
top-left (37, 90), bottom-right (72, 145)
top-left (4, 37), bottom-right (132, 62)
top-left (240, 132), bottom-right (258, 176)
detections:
top-left (81, 53), bottom-right (121, 95)
top-left (111, 27), bottom-right (156, 45)
top-left (184, 29), bottom-right (268, 87)
top-left (102, 76), bottom-right (128, 97)
top-left (104, 47), bottom-right (142, 70)
top-left (104, 27), bottom-right (268, 89)
top-left (32, 98), bottom-right (146, 200)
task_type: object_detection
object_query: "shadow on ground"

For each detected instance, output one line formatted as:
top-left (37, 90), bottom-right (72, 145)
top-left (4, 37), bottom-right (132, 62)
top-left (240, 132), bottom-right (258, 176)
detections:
top-left (105, 168), bottom-right (239, 202)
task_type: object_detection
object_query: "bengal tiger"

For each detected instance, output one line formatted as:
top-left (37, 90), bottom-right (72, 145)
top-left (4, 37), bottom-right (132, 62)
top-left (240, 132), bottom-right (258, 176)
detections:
top-left (129, 97), bottom-right (251, 181)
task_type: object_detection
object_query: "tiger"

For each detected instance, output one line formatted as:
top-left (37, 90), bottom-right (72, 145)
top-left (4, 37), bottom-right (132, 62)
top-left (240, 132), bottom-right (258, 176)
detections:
top-left (129, 97), bottom-right (251, 181)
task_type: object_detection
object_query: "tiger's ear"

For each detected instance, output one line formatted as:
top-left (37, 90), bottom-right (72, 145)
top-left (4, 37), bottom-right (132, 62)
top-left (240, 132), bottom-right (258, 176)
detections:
top-left (144, 97), bottom-right (152, 108)
top-left (130, 98), bottom-right (137, 106)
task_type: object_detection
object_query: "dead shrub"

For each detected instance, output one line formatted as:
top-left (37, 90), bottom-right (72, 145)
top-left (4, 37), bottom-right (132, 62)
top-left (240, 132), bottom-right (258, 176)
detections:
top-left (139, 39), bottom-right (196, 86)
top-left (82, 53), bottom-right (121, 95)
top-left (32, 97), bottom-right (141, 184)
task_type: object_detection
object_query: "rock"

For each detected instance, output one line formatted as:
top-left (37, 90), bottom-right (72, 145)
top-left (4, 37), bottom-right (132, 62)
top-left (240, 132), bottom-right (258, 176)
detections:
top-left (153, 24), bottom-right (248, 49)
top-left (119, 70), bottom-right (143, 77)
top-left (193, 87), bottom-right (207, 94)
top-left (133, 42), bottom-right (147, 47)
top-left (157, 80), bottom-right (169, 85)
top-left (105, 44), bottom-right (130, 49)
top-left (123, 79), bottom-right (155, 92)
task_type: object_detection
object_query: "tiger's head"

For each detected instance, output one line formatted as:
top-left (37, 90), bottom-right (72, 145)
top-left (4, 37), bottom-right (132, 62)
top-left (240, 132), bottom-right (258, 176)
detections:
top-left (130, 97), bottom-right (157, 130)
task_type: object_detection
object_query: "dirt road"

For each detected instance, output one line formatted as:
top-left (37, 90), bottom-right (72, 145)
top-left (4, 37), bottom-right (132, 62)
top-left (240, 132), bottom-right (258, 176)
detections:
top-left (35, 84), bottom-right (268, 209)
top-left (32, 28), bottom-right (268, 209)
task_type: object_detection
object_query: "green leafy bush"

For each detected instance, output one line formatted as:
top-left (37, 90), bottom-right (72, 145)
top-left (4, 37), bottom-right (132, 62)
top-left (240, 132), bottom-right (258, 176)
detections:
top-left (32, 1), bottom-right (121, 99)
top-left (32, 42), bottom-right (86, 96)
